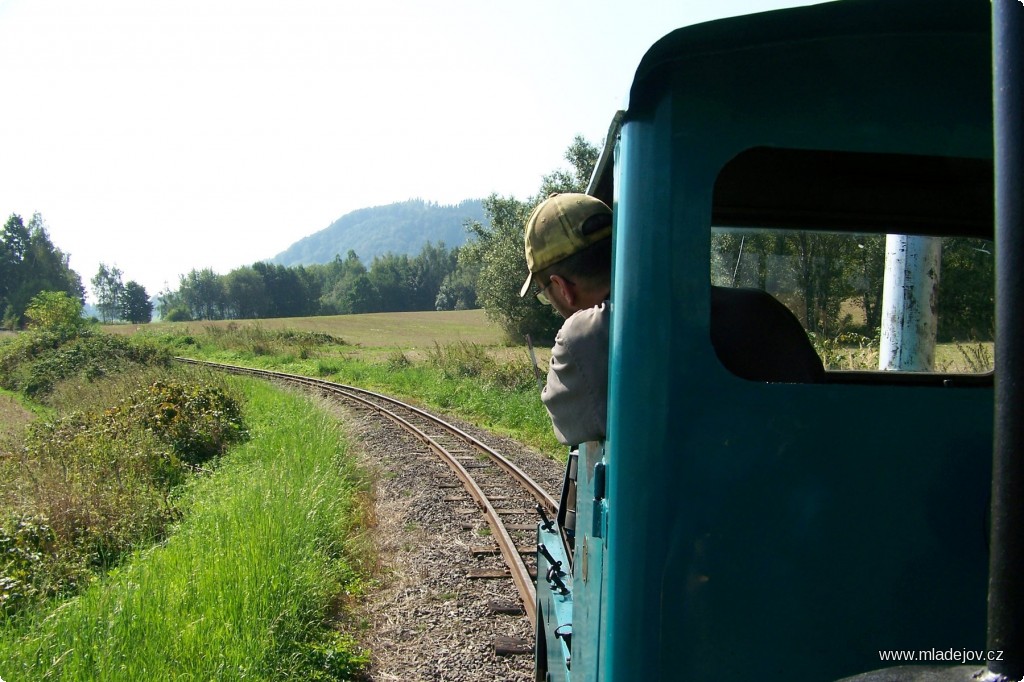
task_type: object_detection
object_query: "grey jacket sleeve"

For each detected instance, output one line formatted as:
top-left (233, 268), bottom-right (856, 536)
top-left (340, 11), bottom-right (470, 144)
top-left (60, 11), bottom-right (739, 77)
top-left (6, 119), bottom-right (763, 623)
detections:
top-left (541, 302), bottom-right (610, 446)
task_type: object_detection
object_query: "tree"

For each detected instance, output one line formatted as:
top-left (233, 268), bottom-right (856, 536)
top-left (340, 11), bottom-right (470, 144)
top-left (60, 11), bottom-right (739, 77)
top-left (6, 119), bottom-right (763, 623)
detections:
top-left (465, 195), bottom-right (561, 342)
top-left (368, 253), bottom-right (414, 312)
top-left (315, 244), bottom-right (458, 315)
top-left (178, 268), bottom-right (227, 320)
top-left (714, 230), bottom-right (878, 337)
top-left (936, 237), bottom-right (995, 341)
top-left (0, 215), bottom-right (26, 327)
top-left (407, 242), bottom-right (455, 311)
top-left (435, 246), bottom-right (479, 311)
top-left (468, 136), bottom-right (600, 342)
top-left (121, 281), bottom-right (153, 324)
top-left (251, 262), bottom-right (317, 318)
top-left (92, 263), bottom-right (125, 323)
top-left (320, 251), bottom-right (379, 314)
top-left (23, 214), bottom-right (85, 302)
top-left (24, 290), bottom-right (85, 334)
top-left (789, 232), bottom-right (856, 338)
top-left (847, 234), bottom-right (885, 334)
top-left (156, 286), bottom-right (191, 321)
top-left (341, 272), bottom-right (379, 314)
top-left (537, 135), bottom-right (602, 197)
top-left (1, 213), bottom-right (85, 329)
top-left (224, 266), bottom-right (269, 319)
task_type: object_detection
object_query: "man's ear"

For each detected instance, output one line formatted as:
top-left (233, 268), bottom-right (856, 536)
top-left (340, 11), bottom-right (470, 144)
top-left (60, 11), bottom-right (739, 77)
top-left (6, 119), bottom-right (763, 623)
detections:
top-left (550, 274), bottom-right (576, 307)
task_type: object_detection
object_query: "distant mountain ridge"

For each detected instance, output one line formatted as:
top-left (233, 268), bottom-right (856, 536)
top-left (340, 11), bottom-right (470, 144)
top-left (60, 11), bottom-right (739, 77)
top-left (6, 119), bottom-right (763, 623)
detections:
top-left (271, 198), bottom-right (485, 267)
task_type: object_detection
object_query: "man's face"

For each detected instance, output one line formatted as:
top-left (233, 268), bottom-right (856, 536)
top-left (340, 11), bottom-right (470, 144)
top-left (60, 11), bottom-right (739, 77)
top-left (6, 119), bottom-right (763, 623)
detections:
top-left (537, 275), bottom-right (576, 319)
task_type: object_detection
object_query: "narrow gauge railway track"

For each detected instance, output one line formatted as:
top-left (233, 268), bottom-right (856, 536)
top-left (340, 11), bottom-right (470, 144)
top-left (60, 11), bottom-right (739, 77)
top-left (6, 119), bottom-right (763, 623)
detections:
top-left (177, 357), bottom-right (556, 631)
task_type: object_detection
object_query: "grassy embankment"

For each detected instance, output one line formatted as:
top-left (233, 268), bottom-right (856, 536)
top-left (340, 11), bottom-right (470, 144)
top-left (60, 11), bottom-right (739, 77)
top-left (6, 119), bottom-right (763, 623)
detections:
top-left (1, 310), bottom-right (562, 678)
top-left (122, 310), bottom-right (564, 457)
top-left (2, 381), bottom-right (371, 680)
top-left (0, 329), bottom-right (372, 679)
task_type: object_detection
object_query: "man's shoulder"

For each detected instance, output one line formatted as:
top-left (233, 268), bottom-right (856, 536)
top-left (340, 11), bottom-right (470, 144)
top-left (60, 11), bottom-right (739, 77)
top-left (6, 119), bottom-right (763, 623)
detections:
top-left (558, 301), bottom-right (610, 340)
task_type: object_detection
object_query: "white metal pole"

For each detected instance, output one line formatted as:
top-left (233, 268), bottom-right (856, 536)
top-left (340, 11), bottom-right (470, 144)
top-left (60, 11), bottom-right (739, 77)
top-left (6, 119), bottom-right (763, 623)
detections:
top-left (879, 234), bottom-right (942, 371)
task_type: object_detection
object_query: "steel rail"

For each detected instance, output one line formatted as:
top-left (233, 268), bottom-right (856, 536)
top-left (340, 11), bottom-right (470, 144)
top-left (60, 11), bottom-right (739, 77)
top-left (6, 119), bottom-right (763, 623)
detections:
top-left (332, 383), bottom-right (557, 514)
top-left (176, 357), bottom-right (544, 628)
top-left (320, 384), bottom-right (537, 627)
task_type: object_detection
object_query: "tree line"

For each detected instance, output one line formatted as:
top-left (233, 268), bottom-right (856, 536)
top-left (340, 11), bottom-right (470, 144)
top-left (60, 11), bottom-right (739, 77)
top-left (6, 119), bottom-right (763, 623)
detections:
top-left (156, 242), bottom-right (477, 322)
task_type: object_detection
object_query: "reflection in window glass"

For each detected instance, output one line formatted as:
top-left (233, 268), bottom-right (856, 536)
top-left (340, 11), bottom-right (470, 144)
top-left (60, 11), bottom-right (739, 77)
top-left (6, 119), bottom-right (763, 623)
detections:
top-left (711, 228), bottom-right (994, 373)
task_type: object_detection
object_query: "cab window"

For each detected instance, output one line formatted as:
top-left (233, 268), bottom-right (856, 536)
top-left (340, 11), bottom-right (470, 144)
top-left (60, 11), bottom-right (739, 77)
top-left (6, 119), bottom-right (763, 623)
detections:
top-left (711, 147), bottom-right (994, 378)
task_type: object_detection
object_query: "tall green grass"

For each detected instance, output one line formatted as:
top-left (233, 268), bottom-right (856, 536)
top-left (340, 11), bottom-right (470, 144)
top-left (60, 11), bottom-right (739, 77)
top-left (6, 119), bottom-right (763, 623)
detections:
top-left (0, 378), bottom-right (371, 680)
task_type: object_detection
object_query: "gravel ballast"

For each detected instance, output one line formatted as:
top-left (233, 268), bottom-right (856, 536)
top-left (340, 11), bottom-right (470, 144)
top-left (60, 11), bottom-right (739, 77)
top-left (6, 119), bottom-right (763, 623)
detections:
top-left (331, 400), bottom-right (566, 682)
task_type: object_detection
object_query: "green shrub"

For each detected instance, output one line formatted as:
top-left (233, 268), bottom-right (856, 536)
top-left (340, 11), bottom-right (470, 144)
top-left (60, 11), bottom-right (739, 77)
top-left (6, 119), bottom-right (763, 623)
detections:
top-left (487, 358), bottom-right (538, 391)
top-left (293, 631), bottom-right (372, 681)
top-left (163, 307), bottom-right (192, 322)
top-left (113, 380), bottom-right (248, 467)
top-left (0, 329), bottom-right (172, 399)
top-left (1, 378), bottom-right (248, 617)
top-left (809, 330), bottom-right (879, 370)
top-left (24, 291), bottom-right (86, 335)
top-left (0, 380), bottom-right (372, 680)
top-left (17, 413), bottom-right (178, 574)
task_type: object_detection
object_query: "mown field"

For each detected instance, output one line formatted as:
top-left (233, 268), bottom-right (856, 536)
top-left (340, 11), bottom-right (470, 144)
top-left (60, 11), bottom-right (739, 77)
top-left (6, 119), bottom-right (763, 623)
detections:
top-left (103, 309), bottom-right (513, 359)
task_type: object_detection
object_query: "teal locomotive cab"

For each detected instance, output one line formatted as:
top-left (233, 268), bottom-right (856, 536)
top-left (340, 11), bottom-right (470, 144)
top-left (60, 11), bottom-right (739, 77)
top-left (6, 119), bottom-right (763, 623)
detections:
top-left (536, 0), bottom-right (1000, 680)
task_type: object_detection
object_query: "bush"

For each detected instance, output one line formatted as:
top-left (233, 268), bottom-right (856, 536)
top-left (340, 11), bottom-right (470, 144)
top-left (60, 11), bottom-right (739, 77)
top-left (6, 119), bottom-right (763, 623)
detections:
top-left (163, 306), bottom-right (192, 322)
top-left (117, 380), bottom-right (248, 466)
top-left (809, 330), bottom-right (879, 371)
top-left (0, 378), bottom-right (247, 617)
top-left (4, 419), bottom-right (174, 614)
top-left (24, 291), bottom-right (86, 335)
top-left (386, 350), bottom-right (412, 371)
top-left (0, 329), bottom-right (172, 399)
top-left (487, 358), bottom-right (538, 391)
top-left (0, 381), bottom-right (371, 679)
top-left (426, 341), bottom-right (492, 379)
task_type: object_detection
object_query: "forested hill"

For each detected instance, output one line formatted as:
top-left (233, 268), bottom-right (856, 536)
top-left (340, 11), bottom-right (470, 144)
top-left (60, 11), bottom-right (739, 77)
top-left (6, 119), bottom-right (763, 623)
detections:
top-left (271, 198), bottom-right (485, 267)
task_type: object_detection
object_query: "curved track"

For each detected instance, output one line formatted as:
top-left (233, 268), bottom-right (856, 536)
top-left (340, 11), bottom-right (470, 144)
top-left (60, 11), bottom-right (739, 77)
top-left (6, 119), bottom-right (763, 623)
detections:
top-left (177, 357), bottom-right (556, 628)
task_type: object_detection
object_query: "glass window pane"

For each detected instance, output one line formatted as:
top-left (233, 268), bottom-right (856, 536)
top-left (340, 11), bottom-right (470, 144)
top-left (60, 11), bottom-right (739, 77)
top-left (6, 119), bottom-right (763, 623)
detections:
top-left (711, 227), bottom-right (994, 374)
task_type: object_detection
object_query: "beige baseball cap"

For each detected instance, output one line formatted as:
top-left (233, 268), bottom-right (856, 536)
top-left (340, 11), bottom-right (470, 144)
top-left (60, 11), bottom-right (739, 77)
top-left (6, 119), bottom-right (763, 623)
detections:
top-left (519, 193), bottom-right (612, 297)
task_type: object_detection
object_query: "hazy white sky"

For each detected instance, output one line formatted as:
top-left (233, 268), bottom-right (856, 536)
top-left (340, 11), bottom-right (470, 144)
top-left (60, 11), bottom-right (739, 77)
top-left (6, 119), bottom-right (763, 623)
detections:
top-left (0, 0), bottom-right (826, 300)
